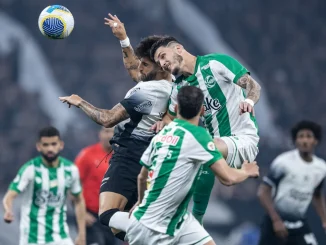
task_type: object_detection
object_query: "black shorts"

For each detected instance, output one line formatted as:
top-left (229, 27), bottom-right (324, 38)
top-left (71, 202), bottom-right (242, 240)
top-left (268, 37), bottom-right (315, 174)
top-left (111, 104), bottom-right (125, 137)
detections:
top-left (100, 146), bottom-right (142, 210)
top-left (258, 216), bottom-right (318, 245)
top-left (86, 210), bottom-right (116, 245)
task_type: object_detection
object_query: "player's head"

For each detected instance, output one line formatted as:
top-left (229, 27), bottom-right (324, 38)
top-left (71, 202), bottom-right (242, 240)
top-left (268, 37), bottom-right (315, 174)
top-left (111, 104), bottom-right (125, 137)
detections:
top-left (36, 126), bottom-right (64, 163)
top-left (99, 127), bottom-right (114, 152)
top-left (135, 35), bottom-right (169, 81)
top-left (150, 36), bottom-right (185, 76)
top-left (176, 86), bottom-right (204, 121)
top-left (291, 121), bottom-right (322, 154)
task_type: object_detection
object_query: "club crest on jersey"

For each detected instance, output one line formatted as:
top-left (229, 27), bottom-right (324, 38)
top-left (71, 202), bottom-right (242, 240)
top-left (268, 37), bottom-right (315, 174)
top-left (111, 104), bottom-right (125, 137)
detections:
top-left (205, 75), bottom-right (216, 88)
top-left (155, 135), bottom-right (180, 146)
top-left (207, 142), bottom-right (216, 151)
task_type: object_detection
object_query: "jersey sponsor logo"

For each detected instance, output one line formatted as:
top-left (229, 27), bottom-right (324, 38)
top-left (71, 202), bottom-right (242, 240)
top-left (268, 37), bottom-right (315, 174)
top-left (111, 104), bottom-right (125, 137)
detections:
top-left (35, 190), bottom-right (64, 207)
top-left (134, 100), bottom-right (152, 112)
top-left (207, 142), bottom-right (216, 151)
top-left (204, 75), bottom-right (216, 88)
top-left (155, 135), bottom-right (180, 146)
top-left (289, 189), bottom-right (312, 202)
top-left (204, 97), bottom-right (222, 112)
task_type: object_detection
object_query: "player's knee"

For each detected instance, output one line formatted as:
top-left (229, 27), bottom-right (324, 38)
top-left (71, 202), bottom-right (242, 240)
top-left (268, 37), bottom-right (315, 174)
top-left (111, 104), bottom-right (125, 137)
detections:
top-left (99, 208), bottom-right (119, 226)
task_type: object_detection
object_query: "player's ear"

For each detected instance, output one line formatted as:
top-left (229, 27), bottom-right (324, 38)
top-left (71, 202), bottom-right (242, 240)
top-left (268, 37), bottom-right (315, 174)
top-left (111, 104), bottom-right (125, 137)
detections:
top-left (200, 105), bottom-right (205, 116)
top-left (60, 140), bottom-right (65, 150)
top-left (36, 142), bottom-right (41, 152)
top-left (175, 44), bottom-right (183, 54)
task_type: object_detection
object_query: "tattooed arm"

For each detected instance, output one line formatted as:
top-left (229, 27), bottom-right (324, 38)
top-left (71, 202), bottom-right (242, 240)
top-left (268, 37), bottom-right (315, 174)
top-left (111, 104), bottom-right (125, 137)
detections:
top-left (104, 14), bottom-right (140, 82)
top-left (122, 46), bottom-right (141, 82)
top-left (236, 74), bottom-right (261, 104)
top-left (59, 94), bottom-right (129, 128)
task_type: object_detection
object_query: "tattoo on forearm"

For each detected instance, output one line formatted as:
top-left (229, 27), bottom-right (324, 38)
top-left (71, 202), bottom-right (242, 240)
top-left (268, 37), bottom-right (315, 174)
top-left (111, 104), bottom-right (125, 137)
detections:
top-left (236, 74), bottom-right (261, 103)
top-left (123, 51), bottom-right (128, 59)
top-left (79, 101), bottom-right (129, 127)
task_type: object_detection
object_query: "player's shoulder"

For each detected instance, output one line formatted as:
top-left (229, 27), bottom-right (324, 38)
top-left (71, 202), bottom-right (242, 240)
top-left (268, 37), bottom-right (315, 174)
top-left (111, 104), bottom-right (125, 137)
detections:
top-left (274, 150), bottom-right (296, 161)
top-left (134, 79), bottom-right (171, 94)
top-left (175, 120), bottom-right (212, 143)
top-left (313, 155), bottom-right (326, 171)
top-left (200, 53), bottom-right (232, 62)
top-left (59, 157), bottom-right (74, 167)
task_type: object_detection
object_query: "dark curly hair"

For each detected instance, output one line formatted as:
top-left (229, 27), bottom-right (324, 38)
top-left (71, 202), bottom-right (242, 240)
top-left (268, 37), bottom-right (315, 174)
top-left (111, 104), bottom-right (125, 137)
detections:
top-left (135, 35), bottom-right (166, 59)
top-left (150, 36), bottom-right (180, 61)
top-left (291, 120), bottom-right (322, 143)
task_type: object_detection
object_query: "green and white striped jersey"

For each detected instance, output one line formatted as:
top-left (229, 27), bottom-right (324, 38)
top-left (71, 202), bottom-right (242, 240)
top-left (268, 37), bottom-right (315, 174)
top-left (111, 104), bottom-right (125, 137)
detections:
top-left (133, 119), bottom-right (222, 236)
top-left (9, 156), bottom-right (82, 245)
top-left (168, 54), bottom-right (258, 138)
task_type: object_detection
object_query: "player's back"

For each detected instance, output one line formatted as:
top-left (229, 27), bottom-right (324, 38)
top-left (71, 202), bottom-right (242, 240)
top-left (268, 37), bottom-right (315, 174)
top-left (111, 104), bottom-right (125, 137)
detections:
top-left (134, 119), bottom-right (222, 236)
top-left (10, 156), bottom-right (81, 244)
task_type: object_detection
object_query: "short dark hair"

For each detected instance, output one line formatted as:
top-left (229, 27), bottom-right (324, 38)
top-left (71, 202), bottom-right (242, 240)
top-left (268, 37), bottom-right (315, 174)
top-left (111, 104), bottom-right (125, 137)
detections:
top-left (135, 35), bottom-right (166, 59)
top-left (150, 36), bottom-right (180, 61)
top-left (39, 126), bottom-right (61, 140)
top-left (177, 86), bottom-right (204, 119)
top-left (291, 120), bottom-right (322, 142)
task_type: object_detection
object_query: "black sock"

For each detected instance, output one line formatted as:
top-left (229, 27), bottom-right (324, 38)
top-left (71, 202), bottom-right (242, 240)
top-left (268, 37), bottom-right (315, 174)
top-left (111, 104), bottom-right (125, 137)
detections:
top-left (115, 231), bottom-right (126, 241)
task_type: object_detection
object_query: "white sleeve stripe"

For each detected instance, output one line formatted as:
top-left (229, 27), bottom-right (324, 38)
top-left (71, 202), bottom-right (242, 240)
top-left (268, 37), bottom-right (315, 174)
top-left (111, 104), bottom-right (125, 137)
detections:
top-left (262, 176), bottom-right (275, 187)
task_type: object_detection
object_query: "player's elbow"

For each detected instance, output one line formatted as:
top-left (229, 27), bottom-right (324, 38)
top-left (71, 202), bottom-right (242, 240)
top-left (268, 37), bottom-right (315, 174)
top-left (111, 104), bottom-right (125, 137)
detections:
top-left (218, 176), bottom-right (235, 186)
top-left (103, 120), bottom-right (115, 128)
top-left (137, 173), bottom-right (147, 183)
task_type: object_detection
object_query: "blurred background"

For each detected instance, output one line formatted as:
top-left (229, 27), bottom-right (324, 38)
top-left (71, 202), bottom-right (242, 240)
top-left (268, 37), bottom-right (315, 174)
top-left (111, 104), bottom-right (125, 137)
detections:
top-left (1, 0), bottom-right (326, 244)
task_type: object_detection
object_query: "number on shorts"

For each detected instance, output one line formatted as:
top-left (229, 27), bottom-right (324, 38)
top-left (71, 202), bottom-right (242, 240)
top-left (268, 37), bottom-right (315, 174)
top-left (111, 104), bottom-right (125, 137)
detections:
top-left (304, 233), bottom-right (317, 245)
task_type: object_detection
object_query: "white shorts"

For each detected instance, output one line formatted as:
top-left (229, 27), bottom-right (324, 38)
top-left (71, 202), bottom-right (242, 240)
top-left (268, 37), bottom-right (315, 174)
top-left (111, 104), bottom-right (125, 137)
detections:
top-left (20, 238), bottom-right (74, 245)
top-left (126, 213), bottom-right (212, 245)
top-left (219, 134), bottom-right (259, 169)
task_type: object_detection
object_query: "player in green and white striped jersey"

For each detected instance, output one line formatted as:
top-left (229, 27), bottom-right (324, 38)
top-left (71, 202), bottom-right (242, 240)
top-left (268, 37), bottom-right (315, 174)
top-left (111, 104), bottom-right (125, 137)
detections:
top-left (123, 86), bottom-right (259, 245)
top-left (2, 127), bottom-right (86, 245)
top-left (150, 36), bottom-right (261, 224)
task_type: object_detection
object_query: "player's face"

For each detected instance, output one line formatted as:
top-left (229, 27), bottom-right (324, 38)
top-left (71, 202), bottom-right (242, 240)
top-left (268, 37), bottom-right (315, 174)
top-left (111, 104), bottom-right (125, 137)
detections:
top-left (99, 127), bottom-right (114, 151)
top-left (295, 129), bottom-right (318, 154)
top-left (36, 136), bottom-right (64, 163)
top-left (138, 57), bottom-right (159, 81)
top-left (154, 46), bottom-right (183, 76)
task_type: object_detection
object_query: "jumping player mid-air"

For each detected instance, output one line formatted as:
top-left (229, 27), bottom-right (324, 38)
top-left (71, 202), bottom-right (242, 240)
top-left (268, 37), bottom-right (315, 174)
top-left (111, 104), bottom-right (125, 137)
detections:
top-left (59, 15), bottom-right (172, 242)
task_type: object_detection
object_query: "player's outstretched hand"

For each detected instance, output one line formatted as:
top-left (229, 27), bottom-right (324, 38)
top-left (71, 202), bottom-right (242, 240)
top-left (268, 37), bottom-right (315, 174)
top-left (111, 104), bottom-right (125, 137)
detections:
top-left (273, 220), bottom-right (288, 239)
top-left (239, 101), bottom-right (255, 116)
top-left (241, 160), bottom-right (259, 178)
top-left (129, 201), bottom-right (140, 218)
top-left (150, 121), bottom-right (166, 133)
top-left (59, 94), bottom-right (83, 108)
top-left (4, 210), bottom-right (14, 223)
top-left (104, 13), bottom-right (127, 41)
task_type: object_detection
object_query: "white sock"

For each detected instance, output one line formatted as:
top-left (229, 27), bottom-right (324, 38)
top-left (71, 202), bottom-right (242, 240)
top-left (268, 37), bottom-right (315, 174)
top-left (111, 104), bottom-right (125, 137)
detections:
top-left (109, 211), bottom-right (130, 232)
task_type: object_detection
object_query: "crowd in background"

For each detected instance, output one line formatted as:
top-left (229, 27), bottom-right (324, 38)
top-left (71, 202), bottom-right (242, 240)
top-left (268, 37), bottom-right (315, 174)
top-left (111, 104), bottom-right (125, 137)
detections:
top-left (1, 0), bottom-right (326, 242)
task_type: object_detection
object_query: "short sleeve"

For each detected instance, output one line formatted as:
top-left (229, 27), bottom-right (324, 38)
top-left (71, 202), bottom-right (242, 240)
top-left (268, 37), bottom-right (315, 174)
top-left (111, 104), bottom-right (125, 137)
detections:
top-left (70, 165), bottom-right (82, 196)
top-left (168, 83), bottom-right (179, 116)
top-left (189, 129), bottom-right (223, 166)
top-left (9, 163), bottom-right (34, 193)
top-left (120, 83), bottom-right (156, 120)
top-left (209, 54), bottom-right (249, 84)
top-left (263, 158), bottom-right (286, 187)
top-left (140, 140), bottom-right (154, 169)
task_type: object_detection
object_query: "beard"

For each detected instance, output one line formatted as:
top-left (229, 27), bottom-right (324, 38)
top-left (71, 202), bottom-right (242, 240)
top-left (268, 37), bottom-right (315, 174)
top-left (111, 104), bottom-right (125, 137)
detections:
top-left (41, 152), bottom-right (60, 163)
top-left (171, 53), bottom-right (183, 76)
top-left (140, 69), bottom-right (157, 81)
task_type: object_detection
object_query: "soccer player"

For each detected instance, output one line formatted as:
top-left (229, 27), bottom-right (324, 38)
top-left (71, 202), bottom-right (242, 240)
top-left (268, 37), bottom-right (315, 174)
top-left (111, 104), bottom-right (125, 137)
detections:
top-left (2, 126), bottom-right (86, 245)
top-left (150, 36), bottom-right (261, 224)
top-left (59, 35), bottom-right (172, 241)
top-left (121, 86), bottom-right (259, 245)
top-left (257, 121), bottom-right (326, 245)
top-left (75, 127), bottom-right (116, 245)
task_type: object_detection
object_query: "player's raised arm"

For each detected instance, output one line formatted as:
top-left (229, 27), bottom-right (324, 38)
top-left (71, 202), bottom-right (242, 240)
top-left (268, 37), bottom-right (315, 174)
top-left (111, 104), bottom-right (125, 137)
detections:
top-left (210, 159), bottom-right (259, 186)
top-left (59, 94), bottom-right (129, 128)
top-left (104, 14), bottom-right (140, 82)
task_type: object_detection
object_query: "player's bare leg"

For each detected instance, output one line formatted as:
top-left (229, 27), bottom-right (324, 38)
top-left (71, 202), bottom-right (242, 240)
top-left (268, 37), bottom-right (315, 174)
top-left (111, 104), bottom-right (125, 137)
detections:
top-left (213, 138), bottom-right (228, 159)
top-left (99, 192), bottom-right (128, 237)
